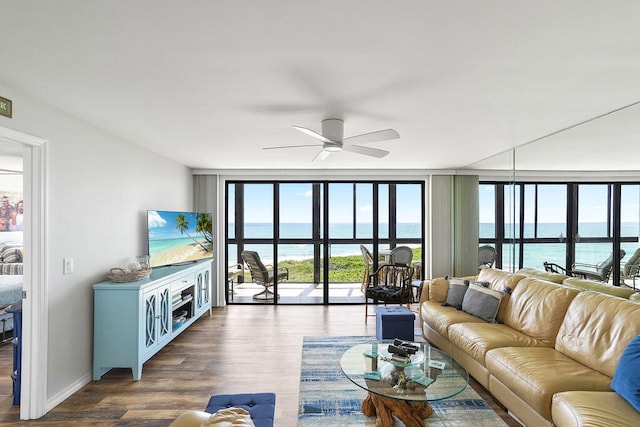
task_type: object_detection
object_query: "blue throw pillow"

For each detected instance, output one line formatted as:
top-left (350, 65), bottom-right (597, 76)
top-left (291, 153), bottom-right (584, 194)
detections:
top-left (441, 276), bottom-right (469, 310)
top-left (461, 284), bottom-right (503, 323)
top-left (611, 334), bottom-right (640, 412)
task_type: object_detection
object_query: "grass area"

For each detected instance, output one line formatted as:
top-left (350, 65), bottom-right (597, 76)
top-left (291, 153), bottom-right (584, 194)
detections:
top-left (241, 248), bottom-right (422, 283)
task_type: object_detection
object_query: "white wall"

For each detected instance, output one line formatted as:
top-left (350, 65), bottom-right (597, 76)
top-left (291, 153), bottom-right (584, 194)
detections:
top-left (0, 83), bottom-right (193, 406)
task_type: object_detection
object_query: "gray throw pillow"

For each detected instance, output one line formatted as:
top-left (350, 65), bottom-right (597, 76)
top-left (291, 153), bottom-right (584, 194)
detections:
top-left (461, 283), bottom-right (503, 323)
top-left (441, 277), bottom-right (469, 309)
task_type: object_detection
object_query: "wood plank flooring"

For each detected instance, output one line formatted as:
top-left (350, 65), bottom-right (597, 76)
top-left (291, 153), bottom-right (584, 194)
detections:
top-left (0, 305), bottom-right (520, 426)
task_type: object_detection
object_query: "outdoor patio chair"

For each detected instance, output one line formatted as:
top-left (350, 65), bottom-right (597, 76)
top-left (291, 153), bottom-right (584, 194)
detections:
top-left (544, 250), bottom-right (626, 283)
top-left (364, 263), bottom-right (415, 321)
top-left (621, 247), bottom-right (640, 290)
top-left (478, 245), bottom-right (497, 270)
top-left (240, 250), bottom-right (288, 301)
top-left (359, 245), bottom-right (375, 292)
top-left (543, 261), bottom-right (574, 276)
top-left (571, 250), bottom-right (626, 282)
top-left (227, 263), bottom-right (244, 301)
top-left (389, 246), bottom-right (413, 265)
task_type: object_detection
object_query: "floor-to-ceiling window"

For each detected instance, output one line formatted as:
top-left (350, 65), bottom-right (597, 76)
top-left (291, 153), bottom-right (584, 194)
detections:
top-left (521, 184), bottom-right (568, 269)
top-left (480, 181), bottom-right (640, 286)
top-left (621, 185), bottom-right (640, 260)
top-left (226, 180), bottom-right (424, 304)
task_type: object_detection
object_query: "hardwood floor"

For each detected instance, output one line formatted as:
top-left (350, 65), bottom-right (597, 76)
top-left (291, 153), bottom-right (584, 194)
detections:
top-left (0, 305), bottom-right (520, 426)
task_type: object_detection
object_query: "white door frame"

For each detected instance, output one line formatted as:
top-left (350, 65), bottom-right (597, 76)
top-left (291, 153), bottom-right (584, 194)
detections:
top-left (0, 125), bottom-right (48, 419)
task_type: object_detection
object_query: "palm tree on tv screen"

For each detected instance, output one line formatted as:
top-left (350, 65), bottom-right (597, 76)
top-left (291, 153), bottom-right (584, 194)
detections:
top-left (175, 213), bottom-right (208, 252)
top-left (195, 213), bottom-right (213, 248)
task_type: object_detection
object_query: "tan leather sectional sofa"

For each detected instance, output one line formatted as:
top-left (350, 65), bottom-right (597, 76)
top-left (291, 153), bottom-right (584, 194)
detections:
top-left (516, 267), bottom-right (640, 302)
top-left (419, 268), bottom-right (640, 427)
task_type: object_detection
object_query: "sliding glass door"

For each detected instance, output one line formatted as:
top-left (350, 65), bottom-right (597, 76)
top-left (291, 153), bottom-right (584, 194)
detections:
top-left (225, 180), bottom-right (424, 304)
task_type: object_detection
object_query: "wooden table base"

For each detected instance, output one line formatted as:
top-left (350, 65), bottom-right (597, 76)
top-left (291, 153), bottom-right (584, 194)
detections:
top-left (362, 392), bottom-right (433, 427)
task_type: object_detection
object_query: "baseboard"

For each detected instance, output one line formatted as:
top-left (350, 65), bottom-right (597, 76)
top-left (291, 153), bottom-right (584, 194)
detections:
top-left (46, 371), bottom-right (92, 412)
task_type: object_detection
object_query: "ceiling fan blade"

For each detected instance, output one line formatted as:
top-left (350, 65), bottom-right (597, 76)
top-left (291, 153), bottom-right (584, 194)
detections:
top-left (312, 149), bottom-right (332, 161)
top-left (292, 125), bottom-right (333, 143)
top-left (263, 144), bottom-right (323, 150)
top-left (343, 144), bottom-right (389, 158)
top-left (342, 129), bottom-right (400, 145)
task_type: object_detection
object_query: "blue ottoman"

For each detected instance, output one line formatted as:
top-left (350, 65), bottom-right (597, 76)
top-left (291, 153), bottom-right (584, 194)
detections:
top-left (205, 392), bottom-right (276, 427)
top-left (376, 306), bottom-right (415, 341)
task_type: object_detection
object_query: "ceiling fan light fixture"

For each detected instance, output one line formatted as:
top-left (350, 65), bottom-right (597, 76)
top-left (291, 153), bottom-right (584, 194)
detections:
top-left (321, 118), bottom-right (344, 141)
top-left (265, 118), bottom-right (399, 161)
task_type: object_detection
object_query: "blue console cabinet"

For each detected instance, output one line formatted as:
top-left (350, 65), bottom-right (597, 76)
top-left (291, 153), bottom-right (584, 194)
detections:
top-left (93, 260), bottom-right (211, 380)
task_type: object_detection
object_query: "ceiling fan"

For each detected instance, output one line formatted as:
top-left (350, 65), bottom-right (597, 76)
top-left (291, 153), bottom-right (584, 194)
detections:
top-left (263, 118), bottom-right (400, 161)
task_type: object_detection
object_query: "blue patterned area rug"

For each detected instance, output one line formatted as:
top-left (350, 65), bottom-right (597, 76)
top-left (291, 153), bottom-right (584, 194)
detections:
top-left (298, 336), bottom-right (508, 426)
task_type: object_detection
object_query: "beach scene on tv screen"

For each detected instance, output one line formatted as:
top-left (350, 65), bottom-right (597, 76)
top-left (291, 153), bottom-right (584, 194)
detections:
top-left (148, 210), bottom-right (213, 267)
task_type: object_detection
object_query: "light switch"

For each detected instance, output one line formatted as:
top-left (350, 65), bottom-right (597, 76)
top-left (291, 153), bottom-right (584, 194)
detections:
top-left (63, 258), bottom-right (74, 275)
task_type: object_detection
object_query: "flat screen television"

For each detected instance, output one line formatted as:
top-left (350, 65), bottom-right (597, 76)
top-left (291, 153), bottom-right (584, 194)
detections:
top-left (147, 210), bottom-right (213, 268)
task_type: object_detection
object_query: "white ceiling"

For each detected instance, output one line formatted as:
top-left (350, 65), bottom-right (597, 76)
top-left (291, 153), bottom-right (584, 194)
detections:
top-left (1, 1), bottom-right (640, 171)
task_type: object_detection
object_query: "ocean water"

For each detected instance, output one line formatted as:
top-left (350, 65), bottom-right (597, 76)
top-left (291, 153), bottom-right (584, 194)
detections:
top-left (228, 222), bottom-right (640, 269)
top-left (228, 222), bottom-right (421, 264)
top-left (486, 222), bottom-right (640, 269)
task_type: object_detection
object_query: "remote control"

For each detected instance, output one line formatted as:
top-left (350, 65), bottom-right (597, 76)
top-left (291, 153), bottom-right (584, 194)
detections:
top-left (387, 344), bottom-right (409, 357)
top-left (393, 339), bottom-right (419, 352)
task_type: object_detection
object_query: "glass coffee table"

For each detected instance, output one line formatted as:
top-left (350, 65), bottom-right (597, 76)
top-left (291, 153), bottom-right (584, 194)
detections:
top-left (340, 340), bottom-right (469, 427)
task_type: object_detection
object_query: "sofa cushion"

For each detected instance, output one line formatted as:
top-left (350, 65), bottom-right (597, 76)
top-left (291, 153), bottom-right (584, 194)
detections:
top-left (517, 267), bottom-right (567, 283)
top-left (501, 278), bottom-right (579, 347)
top-left (610, 334), bottom-right (640, 412)
top-left (428, 277), bottom-right (450, 303)
top-left (449, 322), bottom-right (548, 365)
top-left (562, 277), bottom-right (636, 299)
top-left (441, 277), bottom-right (468, 309)
top-left (477, 268), bottom-right (525, 293)
top-left (486, 347), bottom-right (612, 421)
top-left (552, 391), bottom-right (640, 427)
top-left (461, 283), bottom-right (502, 323)
top-left (421, 300), bottom-right (484, 339)
top-left (556, 291), bottom-right (640, 378)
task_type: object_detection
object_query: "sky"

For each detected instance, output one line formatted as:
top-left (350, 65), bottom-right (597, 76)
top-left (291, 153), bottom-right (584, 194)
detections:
top-left (236, 183), bottom-right (423, 223)
top-left (234, 182), bottom-right (639, 225)
top-left (148, 210), bottom-right (199, 240)
top-left (480, 184), bottom-right (640, 223)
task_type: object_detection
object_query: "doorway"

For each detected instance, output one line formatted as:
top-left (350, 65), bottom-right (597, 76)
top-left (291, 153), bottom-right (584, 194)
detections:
top-left (0, 140), bottom-right (23, 410)
top-left (0, 125), bottom-right (48, 420)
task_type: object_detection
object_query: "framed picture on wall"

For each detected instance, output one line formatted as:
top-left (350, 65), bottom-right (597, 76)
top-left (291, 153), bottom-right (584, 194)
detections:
top-left (0, 191), bottom-right (23, 232)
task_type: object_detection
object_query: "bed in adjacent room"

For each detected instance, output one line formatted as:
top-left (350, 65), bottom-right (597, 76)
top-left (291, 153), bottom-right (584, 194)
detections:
top-left (0, 274), bottom-right (22, 341)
